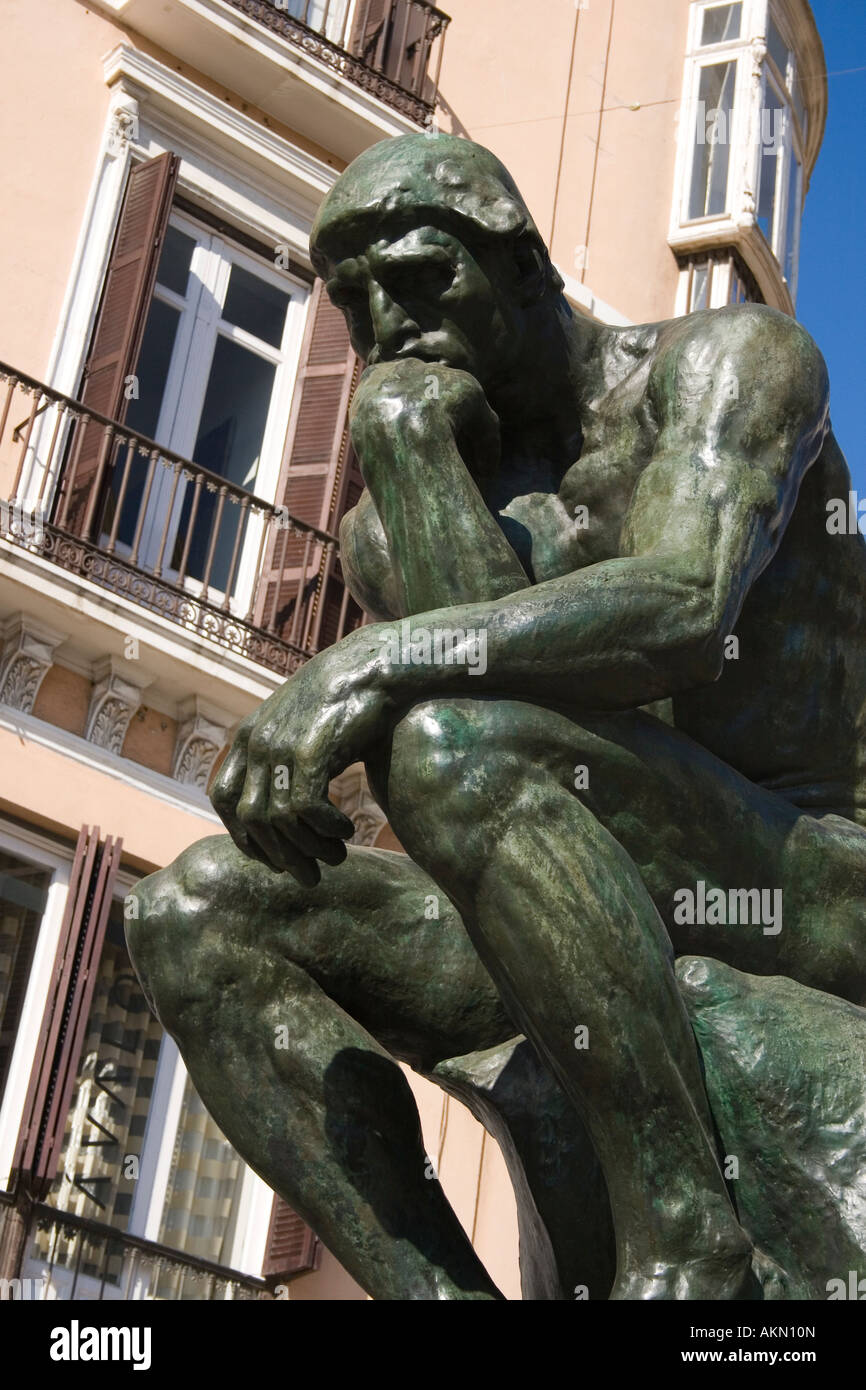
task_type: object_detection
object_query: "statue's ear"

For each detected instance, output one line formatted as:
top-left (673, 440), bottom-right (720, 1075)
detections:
top-left (511, 234), bottom-right (549, 304)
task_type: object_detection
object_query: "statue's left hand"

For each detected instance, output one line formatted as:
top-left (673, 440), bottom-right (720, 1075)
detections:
top-left (209, 633), bottom-right (390, 883)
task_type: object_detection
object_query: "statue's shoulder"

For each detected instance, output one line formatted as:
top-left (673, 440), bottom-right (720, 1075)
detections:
top-left (646, 303), bottom-right (823, 377)
top-left (624, 305), bottom-right (830, 430)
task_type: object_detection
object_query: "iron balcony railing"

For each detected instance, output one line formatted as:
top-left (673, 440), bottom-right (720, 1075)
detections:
top-left (0, 364), bottom-right (359, 678)
top-left (12, 1201), bottom-right (272, 1301)
top-left (223, 0), bottom-right (450, 125)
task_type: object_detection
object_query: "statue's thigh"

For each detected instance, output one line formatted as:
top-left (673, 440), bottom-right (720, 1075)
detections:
top-left (131, 835), bottom-right (514, 1069)
top-left (374, 695), bottom-right (866, 995)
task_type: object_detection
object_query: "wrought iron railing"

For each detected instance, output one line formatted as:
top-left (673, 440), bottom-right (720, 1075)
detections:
top-left (16, 1202), bottom-right (271, 1301)
top-left (0, 364), bottom-right (359, 678)
top-left (223, 0), bottom-right (450, 125)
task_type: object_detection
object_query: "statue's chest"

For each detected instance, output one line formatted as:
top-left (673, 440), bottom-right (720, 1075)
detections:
top-left (498, 408), bottom-right (656, 583)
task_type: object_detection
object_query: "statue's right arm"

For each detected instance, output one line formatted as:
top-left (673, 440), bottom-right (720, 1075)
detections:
top-left (338, 487), bottom-right (404, 622)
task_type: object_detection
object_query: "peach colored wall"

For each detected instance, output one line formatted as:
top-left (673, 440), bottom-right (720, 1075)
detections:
top-left (0, 0), bottom-right (343, 394)
top-left (0, 721), bottom-right (217, 872)
top-left (0, 2), bottom-right (117, 382)
top-left (437, 0), bottom-right (692, 324)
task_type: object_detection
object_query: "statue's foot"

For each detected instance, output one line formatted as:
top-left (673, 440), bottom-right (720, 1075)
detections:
top-left (611, 1229), bottom-right (755, 1301)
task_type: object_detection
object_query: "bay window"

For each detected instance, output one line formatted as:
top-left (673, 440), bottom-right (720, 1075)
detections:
top-left (671, 0), bottom-right (823, 315)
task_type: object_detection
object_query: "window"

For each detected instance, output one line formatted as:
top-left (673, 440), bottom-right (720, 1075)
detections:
top-left (672, 1), bottom-right (812, 309)
top-left (104, 210), bottom-right (307, 611)
top-left (689, 60), bottom-right (738, 219)
top-left (22, 894), bottom-right (268, 1299)
top-left (0, 852), bottom-right (51, 1111)
top-left (700, 3), bottom-right (742, 45)
top-left (757, 9), bottom-right (805, 298)
top-left (679, 250), bottom-right (763, 313)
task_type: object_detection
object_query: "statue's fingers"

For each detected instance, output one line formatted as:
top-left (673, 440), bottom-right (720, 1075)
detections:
top-left (287, 765), bottom-right (357, 842)
top-left (269, 803), bottom-right (349, 865)
top-left (248, 819), bottom-right (322, 887)
top-left (209, 739), bottom-right (271, 863)
top-left (238, 759), bottom-right (322, 882)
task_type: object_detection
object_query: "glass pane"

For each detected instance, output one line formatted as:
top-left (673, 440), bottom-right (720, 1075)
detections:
top-left (691, 263), bottom-right (710, 311)
top-left (125, 297), bottom-right (180, 441)
top-left (222, 264), bottom-right (290, 348)
top-left (784, 153), bottom-right (802, 293)
top-left (156, 225), bottom-right (197, 298)
top-left (103, 296), bottom-right (181, 549)
top-left (281, 0), bottom-right (350, 43)
top-left (43, 904), bottom-right (164, 1242)
top-left (757, 85), bottom-right (786, 246)
top-left (701, 3), bottom-right (741, 45)
top-left (791, 66), bottom-right (808, 138)
top-left (172, 336), bottom-right (275, 590)
top-left (767, 17), bottom-right (791, 84)
top-left (0, 852), bottom-right (50, 1108)
top-left (689, 62), bottom-right (736, 218)
top-left (157, 1074), bottom-right (246, 1266)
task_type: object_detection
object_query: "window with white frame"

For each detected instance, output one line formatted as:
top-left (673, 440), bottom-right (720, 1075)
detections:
top-left (756, 7), bottom-right (806, 296)
top-left (106, 209), bottom-right (308, 612)
top-left (9, 880), bottom-right (271, 1298)
top-left (673, 1), bottom-right (811, 307)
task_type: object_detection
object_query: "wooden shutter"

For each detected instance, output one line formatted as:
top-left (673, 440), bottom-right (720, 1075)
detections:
top-left (262, 1194), bottom-right (320, 1281)
top-left (351, 0), bottom-right (389, 61)
top-left (56, 153), bottom-right (179, 538)
top-left (14, 826), bottom-right (123, 1199)
top-left (254, 279), bottom-right (359, 644)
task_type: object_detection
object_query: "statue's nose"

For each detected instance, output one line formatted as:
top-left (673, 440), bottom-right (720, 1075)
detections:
top-left (369, 283), bottom-right (419, 357)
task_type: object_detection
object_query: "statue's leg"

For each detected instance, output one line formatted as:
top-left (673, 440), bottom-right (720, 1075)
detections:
top-left (378, 696), bottom-right (756, 1300)
top-left (128, 838), bottom-right (512, 1300)
top-left (539, 706), bottom-right (866, 1004)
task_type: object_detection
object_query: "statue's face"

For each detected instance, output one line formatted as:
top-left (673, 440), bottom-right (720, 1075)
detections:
top-left (324, 224), bottom-right (521, 388)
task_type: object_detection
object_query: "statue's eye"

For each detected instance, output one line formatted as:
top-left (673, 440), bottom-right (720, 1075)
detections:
top-left (386, 259), bottom-right (454, 299)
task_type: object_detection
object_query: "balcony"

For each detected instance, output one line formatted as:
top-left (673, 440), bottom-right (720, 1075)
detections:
top-left (224, 0), bottom-right (450, 121)
top-left (97, 0), bottom-right (451, 160)
top-left (2, 1199), bottom-right (272, 1300)
top-left (0, 364), bottom-right (360, 679)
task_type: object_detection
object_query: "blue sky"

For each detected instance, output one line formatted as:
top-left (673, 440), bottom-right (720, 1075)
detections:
top-left (796, 0), bottom-right (866, 487)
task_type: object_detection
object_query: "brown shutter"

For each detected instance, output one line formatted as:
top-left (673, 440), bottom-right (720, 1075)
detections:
top-left (13, 826), bottom-right (124, 1199)
top-left (254, 279), bottom-right (360, 646)
top-left (56, 153), bottom-right (179, 538)
top-left (262, 1194), bottom-right (320, 1281)
top-left (351, 0), bottom-right (389, 61)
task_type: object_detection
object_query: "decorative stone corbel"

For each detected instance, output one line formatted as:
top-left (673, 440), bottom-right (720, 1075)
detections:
top-left (330, 763), bottom-right (388, 847)
top-left (86, 656), bottom-right (151, 754)
top-left (107, 93), bottom-right (140, 158)
top-left (0, 615), bottom-right (65, 714)
top-left (172, 697), bottom-right (236, 790)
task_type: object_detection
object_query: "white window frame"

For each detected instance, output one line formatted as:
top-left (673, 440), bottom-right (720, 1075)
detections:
top-left (111, 208), bottom-right (308, 617)
top-left (669, 0), bottom-right (809, 313)
top-left (0, 822), bottom-right (72, 1192)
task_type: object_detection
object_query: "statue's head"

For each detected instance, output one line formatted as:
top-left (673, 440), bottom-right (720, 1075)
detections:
top-left (310, 133), bottom-right (565, 391)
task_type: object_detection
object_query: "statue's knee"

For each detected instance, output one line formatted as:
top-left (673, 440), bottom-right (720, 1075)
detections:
top-left (126, 836), bottom-right (228, 1029)
top-left (389, 699), bottom-right (519, 844)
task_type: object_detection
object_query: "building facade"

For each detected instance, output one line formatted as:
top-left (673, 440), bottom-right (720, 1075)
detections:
top-left (0, 0), bottom-right (826, 1300)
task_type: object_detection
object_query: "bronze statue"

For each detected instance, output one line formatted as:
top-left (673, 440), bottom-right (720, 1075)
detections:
top-left (128, 134), bottom-right (866, 1300)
